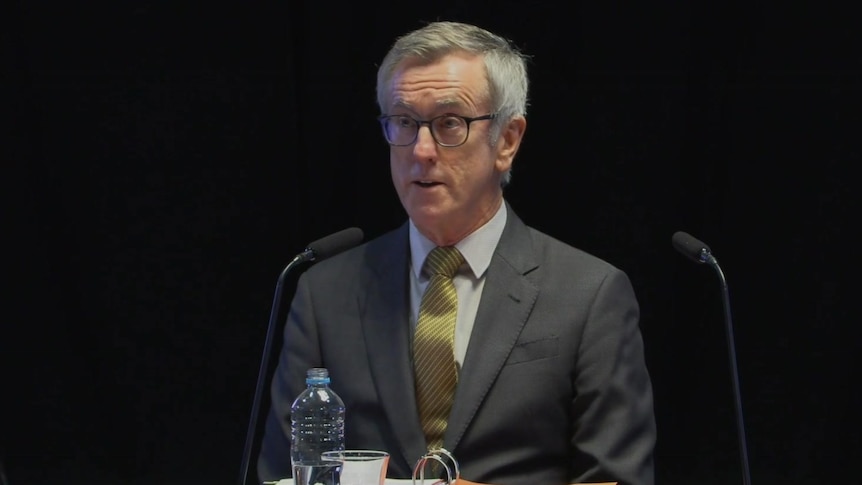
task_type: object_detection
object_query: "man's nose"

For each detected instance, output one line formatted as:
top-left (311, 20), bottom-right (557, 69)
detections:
top-left (412, 125), bottom-right (438, 159)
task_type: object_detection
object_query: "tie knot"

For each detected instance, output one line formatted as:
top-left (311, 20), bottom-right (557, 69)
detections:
top-left (424, 246), bottom-right (464, 278)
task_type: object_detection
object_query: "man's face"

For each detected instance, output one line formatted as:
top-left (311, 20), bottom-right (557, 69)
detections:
top-left (382, 52), bottom-right (523, 246)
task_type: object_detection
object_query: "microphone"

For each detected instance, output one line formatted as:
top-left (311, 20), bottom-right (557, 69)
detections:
top-left (672, 231), bottom-right (752, 485)
top-left (294, 226), bottom-right (365, 264)
top-left (672, 230), bottom-right (714, 265)
top-left (238, 227), bottom-right (365, 485)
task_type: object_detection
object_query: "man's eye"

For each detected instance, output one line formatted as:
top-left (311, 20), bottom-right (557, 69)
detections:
top-left (438, 116), bottom-right (464, 130)
top-left (393, 116), bottom-right (414, 128)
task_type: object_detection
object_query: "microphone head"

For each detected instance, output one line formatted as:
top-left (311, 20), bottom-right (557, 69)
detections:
top-left (672, 231), bottom-right (712, 264)
top-left (306, 227), bottom-right (364, 260)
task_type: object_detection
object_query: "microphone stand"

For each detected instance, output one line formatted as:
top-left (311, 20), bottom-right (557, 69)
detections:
top-left (704, 253), bottom-right (752, 485)
top-left (237, 227), bottom-right (363, 485)
top-left (238, 252), bottom-right (311, 485)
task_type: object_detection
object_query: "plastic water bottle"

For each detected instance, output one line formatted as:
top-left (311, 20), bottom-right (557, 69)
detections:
top-left (291, 367), bottom-right (346, 485)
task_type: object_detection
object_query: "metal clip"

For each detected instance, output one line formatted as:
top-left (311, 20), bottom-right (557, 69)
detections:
top-left (412, 448), bottom-right (460, 485)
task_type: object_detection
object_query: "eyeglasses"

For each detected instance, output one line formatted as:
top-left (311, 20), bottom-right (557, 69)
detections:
top-left (377, 113), bottom-right (497, 147)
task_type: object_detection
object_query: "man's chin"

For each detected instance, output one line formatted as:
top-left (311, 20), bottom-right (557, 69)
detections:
top-left (405, 206), bottom-right (457, 234)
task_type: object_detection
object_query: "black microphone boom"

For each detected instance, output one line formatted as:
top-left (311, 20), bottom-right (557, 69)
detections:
top-left (238, 227), bottom-right (364, 485)
top-left (672, 231), bottom-right (752, 485)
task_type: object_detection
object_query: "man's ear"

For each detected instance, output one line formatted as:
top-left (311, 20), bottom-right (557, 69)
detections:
top-left (495, 116), bottom-right (527, 173)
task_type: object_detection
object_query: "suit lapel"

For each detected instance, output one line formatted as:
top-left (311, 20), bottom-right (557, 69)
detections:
top-left (359, 224), bottom-right (429, 468)
top-left (444, 205), bottom-right (540, 450)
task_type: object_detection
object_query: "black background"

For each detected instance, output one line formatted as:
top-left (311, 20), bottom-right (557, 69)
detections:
top-left (5, 2), bottom-right (859, 485)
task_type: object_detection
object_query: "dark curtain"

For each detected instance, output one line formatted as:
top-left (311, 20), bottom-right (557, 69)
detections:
top-left (6, 2), bottom-right (858, 485)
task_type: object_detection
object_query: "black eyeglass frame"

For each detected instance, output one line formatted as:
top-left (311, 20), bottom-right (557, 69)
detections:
top-left (377, 113), bottom-right (498, 147)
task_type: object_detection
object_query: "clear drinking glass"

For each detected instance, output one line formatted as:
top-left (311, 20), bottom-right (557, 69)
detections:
top-left (320, 450), bottom-right (389, 485)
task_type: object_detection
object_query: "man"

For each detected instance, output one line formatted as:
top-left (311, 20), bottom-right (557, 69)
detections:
top-left (258, 21), bottom-right (656, 485)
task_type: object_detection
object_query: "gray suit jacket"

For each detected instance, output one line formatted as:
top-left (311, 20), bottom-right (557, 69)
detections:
top-left (258, 203), bottom-right (656, 485)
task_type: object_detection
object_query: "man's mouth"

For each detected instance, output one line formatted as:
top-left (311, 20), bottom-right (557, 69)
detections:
top-left (415, 180), bottom-right (442, 188)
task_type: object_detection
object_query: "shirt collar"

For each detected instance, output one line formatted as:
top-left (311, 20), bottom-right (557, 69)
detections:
top-left (409, 201), bottom-right (507, 280)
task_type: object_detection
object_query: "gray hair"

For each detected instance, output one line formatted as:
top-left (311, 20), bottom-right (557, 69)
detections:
top-left (376, 21), bottom-right (530, 186)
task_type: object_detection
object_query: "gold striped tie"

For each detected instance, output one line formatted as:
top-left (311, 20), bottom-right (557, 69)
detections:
top-left (414, 246), bottom-right (464, 450)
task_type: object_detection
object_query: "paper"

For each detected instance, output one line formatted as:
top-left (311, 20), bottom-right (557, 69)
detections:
top-left (272, 480), bottom-right (415, 485)
top-left (272, 479), bottom-right (616, 485)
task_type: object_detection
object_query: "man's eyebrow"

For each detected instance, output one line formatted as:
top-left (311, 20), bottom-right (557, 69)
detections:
top-left (389, 99), bottom-right (416, 113)
top-left (435, 98), bottom-right (463, 109)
